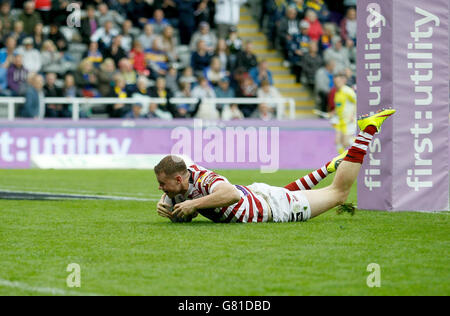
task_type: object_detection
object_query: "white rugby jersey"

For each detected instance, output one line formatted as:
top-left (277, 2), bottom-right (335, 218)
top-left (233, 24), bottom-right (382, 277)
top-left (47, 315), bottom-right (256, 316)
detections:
top-left (173, 164), bottom-right (272, 223)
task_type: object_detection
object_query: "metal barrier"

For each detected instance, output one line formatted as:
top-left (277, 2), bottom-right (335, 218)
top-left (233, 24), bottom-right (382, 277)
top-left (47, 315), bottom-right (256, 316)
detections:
top-left (0, 97), bottom-right (296, 121)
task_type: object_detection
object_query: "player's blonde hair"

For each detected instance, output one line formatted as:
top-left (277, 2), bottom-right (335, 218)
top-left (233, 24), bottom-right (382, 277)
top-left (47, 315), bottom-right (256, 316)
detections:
top-left (154, 155), bottom-right (188, 176)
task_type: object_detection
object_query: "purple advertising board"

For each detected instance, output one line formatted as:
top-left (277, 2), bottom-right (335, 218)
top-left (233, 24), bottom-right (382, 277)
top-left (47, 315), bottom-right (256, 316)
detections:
top-left (357, 0), bottom-right (449, 212)
top-left (0, 119), bottom-right (337, 171)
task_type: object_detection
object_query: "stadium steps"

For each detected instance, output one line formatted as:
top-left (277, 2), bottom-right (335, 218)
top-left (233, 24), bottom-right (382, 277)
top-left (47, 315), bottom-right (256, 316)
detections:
top-left (238, 6), bottom-right (316, 118)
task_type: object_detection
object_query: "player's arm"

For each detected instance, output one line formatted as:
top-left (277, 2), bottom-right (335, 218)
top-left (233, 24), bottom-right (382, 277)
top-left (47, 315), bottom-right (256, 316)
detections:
top-left (172, 183), bottom-right (241, 219)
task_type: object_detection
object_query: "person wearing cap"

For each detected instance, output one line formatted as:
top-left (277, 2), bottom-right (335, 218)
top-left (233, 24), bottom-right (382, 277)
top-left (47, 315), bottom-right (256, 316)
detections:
top-left (189, 21), bottom-right (217, 53)
top-left (17, 37), bottom-right (42, 73)
top-left (214, 77), bottom-right (235, 115)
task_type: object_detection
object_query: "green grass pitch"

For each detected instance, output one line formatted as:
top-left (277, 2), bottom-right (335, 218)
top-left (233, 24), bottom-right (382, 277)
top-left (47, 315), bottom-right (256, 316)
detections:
top-left (0, 169), bottom-right (448, 296)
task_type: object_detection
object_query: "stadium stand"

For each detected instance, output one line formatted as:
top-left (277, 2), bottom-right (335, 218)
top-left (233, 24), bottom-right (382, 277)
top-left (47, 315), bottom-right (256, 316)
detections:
top-left (0, 0), bottom-right (356, 120)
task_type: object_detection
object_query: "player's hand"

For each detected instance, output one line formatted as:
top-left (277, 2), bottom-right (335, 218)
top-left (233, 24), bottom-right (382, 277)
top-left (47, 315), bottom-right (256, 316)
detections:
top-left (157, 194), bottom-right (173, 219)
top-left (172, 200), bottom-right (198, 219)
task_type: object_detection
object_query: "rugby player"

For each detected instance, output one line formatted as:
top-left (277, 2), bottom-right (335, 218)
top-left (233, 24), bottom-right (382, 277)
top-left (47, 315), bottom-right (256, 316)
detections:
top-left (155, 109), bottom-right (395, 223)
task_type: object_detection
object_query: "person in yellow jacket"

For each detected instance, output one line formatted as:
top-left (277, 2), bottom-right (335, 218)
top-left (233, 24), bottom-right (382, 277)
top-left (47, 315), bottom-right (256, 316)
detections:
top-left (331, 72), bottom-right (356, 154)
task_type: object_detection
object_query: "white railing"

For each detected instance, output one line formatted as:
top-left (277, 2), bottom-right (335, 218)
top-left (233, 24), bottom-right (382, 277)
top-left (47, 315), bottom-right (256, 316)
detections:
top-left (0, 97), bottom-right (296, 121)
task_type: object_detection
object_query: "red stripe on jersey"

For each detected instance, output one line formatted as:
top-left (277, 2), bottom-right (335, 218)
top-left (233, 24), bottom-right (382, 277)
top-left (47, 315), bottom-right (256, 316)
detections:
top-left (355, 139), bottom-right (370, 146)
top-left (190, 165), bottom-right (200, 172)
top-left (224, 198), bottom-right (244, 223)
top-left (300, 177), bottom-right (311, 190)
top-left (317, 169), bottom-right (326, 178)
top-left (247, 195), bottom-right (254, 222)
top-left (286, 193), bottom-right (291, 204)
top-left (309, 174), bottom-right (319, 185)
top-left (245, 186), bottom-right (264, 222)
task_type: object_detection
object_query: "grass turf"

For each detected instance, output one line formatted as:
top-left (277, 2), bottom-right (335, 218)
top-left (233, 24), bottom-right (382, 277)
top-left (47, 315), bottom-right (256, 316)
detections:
top-left (0, 169), bottom-right (448, 296)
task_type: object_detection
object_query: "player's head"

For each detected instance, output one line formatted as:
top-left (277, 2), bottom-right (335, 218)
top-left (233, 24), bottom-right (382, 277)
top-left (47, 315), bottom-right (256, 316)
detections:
top-left (154, 155), bottom-right (190, 198)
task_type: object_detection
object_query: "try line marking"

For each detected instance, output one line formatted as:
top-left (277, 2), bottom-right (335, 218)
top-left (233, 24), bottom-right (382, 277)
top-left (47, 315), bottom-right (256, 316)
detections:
top-left (0, 189), bottom-right (159, 202)
top-left (0, 278), bottom-right (103, 296)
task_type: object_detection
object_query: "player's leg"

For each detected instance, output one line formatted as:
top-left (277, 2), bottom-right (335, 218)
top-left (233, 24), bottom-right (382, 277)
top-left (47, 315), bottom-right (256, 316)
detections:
top-left (284, 150), bottom-right (347, 191)
top-left (301, 108), bottom-right (396, 219)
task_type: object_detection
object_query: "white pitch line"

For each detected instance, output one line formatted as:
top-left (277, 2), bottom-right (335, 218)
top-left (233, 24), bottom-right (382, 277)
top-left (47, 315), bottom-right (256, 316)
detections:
top-left (0, 278), bottom-right (103, 296)
top-left (0, 189), bottom-right (160, 202)
top-left (0, 184), bottom-right (161, 198)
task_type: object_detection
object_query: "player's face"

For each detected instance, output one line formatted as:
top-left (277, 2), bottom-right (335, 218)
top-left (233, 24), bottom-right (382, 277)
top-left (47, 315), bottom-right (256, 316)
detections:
top-left (156, 172), bottom-right (183, 198)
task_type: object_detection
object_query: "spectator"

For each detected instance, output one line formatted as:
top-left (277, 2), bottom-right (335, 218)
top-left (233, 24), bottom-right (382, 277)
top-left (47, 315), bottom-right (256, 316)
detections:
top-left (18, 1), bottom-right (42, 36)
top-left (150, 76), bottom-right (177, 118)
top-left (174, 81), bottom-right (194, 118)
top-left (97, 3), bottom-right (125, 29)
top-left (148, 9), bottom-right (170, 35)
top-left (179, 66), bottom-right (198, 86)
top-left (118, 58), bottom-right (137, 92)
top-left (161, 25), bottom-right (179, 63)
top-left (147, 102), bottom-right (173, 119)
top-left (32, 23), bottom-right (45, 50)
top-left (158, 0), bottom-right (179, 27)
top-left (165, 65), bottom-right (179, 93)
top-left (21, 73), bottom-right (45, 118)
top-left (7, 54), bottom-right (28, 96)
top-left (9, 20), bottom-right (27, 45)
top-left (319, 22), bottom-right (336, 53)
top-left (120, 20), bottom-right (135, 52)
top-left (131, 76), bottom-right (152, 115)
top-left (40, 39), bottom-right (68, 75)
top-left (189, 21), bottom-right (217, 53)
top-left (107, 74), bottom-right (129, 118)
top-left (34, 0), bottom-right (52, 25)
top-left (345, 38), bottom-right (356, 69)
top-left (214, 77), bottom-right (235, 115)
top-left (222, 103), bottom-right (244, 120)
top-left (44, 72), bottom-right (70, 118)
top-left (91, 20), bottom-right (119, 53)
top-left (237, 75), bottom-right (258, 117)
top-left (103, 35), bottom-right (127, 67)
top-left (323, 36), bottom-right (350, 73)
top-left (145, 37), bottom-right (169, 78)
top-left (74, 58), bottom-right (99, 98)
top-left (129, 40), bottom-right (149, 76)
top-left (214, 0), bottom-right (246, 39)
top-left (256, 103), bottom-right (274, 120)
top-left (0, 2), bottom-right (13, 35)
top-left (315, 59), bottom-right (335, 113)
top-left (191, 40), bottom-right (213, 75)
top-left (215, 38), bottom-right (230, 72)
top-left (257, 79), bottom-right (282, 112)
top-left (176, 0), bottom-right (197, 45)
top-left (125, 103), bottom-right (147, 119)
top-left (340, 7), bottom-right (357, 45)
top-left (304, 0), bottom-right (329, 22)
top-left (17, 37), bottom-right (42, 73)
top-left (289, 21), bottom-right (311, 82)
top-left (249, 60), bottom-right (273, 87)
top-left (277, 6), bottom-right (300, 58)
top-left (62, 73), bottom-right (81, 98)
top-left (80, 5), bottom-right (99, 45)
top-left (98, 58), bottom-right (117, 97)
top-left (194, 0), bottom-right (215, 27)
top-left (83, 41), bottom-right (104, 68)
top-left (204, 56), bottom-right (227, 87)
top-left (235, 41), bottom-right (257, 72)
top-left (138, 24), bottom-right (156, 51)
top-left (0, 66), bottom-right (10, 96)
top-left (299, 40), bottom-right (323, 89)
top-left (48, 23), bottom-right (68, 52)
top-left (0, 37), bottom-right (17, 69)
top-left (290, 0), bottom-right (306, 19)
top-left (226, 26), bottom-right (243, 55)
top-left (303, 9), bottom-right (323, 42)
top-left (192, 76), bottom-right (219, 119)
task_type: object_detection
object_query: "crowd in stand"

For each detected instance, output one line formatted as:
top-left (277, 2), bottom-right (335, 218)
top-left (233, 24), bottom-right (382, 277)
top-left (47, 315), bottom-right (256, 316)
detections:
top-left (256, 0), bottom-right (357, 116)
top-left (0, 0), bottom-right (357, 120)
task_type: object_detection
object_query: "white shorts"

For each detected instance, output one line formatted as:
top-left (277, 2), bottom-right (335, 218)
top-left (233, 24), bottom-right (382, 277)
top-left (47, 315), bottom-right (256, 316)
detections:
top-left (247, 183), bottom-right (311, 223)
